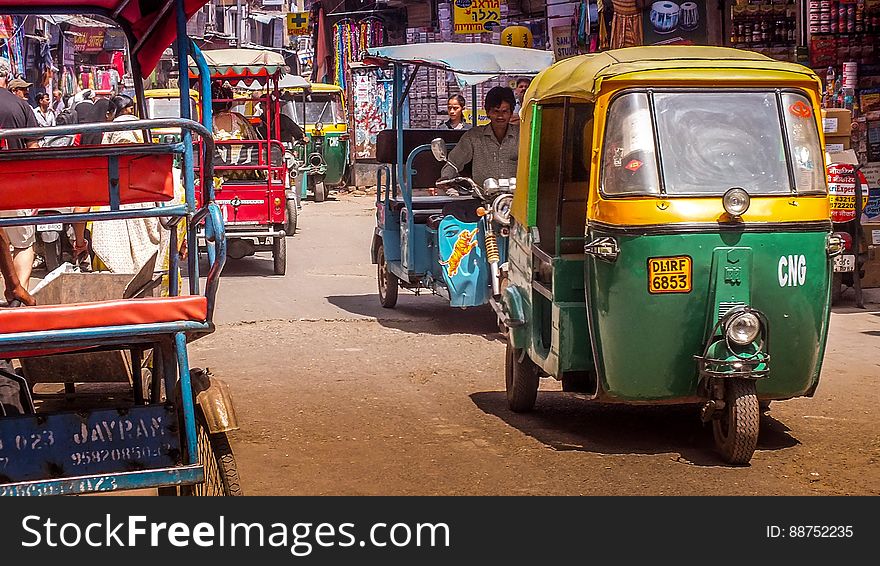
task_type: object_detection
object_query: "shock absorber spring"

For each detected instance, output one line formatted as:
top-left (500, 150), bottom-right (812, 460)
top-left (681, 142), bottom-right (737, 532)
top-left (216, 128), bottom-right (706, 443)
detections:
top-left (485, 231), bottom-right (500, 264)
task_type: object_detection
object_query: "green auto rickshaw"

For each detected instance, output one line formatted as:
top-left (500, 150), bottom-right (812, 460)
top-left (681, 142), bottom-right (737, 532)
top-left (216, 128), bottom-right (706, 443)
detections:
top-left (501, 46), bottom-right (838, 465)
top-left (281, 82), bottom-right (350, 202)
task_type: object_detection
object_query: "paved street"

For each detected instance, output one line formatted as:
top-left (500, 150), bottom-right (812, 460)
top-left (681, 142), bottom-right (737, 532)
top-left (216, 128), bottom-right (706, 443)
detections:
top-left (186, 191), bottom-right (880, 495)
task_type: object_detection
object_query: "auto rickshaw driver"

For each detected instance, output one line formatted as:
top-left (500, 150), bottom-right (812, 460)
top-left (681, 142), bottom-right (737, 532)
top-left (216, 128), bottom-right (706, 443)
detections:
top-left (439, 86), bottom-right (519, 191)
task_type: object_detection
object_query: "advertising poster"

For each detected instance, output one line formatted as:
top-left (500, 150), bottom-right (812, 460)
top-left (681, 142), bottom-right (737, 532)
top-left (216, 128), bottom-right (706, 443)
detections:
top-left (642, 0), bottom-right (707, 45)
top-left (453, 0), bottom-right (501, 34)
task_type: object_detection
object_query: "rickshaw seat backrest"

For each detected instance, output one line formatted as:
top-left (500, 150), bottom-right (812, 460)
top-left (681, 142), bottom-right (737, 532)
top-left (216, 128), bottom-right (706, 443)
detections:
top-left (376, 128), bottom-right (468, 189)
top-left (0, 147), bottom-right (174, 211)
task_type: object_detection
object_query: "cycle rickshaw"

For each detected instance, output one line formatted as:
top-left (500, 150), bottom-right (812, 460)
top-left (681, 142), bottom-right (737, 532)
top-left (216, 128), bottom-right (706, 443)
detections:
top-left (192, 49), bottom-right (292, 275)
top-left (0, 0), bottom-right (237, 495)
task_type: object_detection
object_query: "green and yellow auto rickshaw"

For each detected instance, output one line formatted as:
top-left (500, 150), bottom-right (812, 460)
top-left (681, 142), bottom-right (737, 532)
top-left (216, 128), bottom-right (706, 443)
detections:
top-left (502, 46), bottom-right (838, 465)
top-left (281, 82), bottom-right (350, 202)
top-left (143, 88), bottom-right (201, 143)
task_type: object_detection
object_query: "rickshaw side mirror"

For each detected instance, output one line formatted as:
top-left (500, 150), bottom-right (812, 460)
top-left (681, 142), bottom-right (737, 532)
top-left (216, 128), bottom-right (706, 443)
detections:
top-left (431, 138), bottom-right (448, 162)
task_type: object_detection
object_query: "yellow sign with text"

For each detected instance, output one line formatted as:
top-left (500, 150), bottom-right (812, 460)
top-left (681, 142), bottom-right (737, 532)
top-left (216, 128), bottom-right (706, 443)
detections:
top-left (287, 12), bottom-right (310, 36)
top-left (453, 0), bottom-right (501, 34)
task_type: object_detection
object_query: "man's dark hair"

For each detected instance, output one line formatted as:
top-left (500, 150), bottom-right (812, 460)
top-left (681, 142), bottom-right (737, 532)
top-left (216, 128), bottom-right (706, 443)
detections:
top-left (515, 77), bottom-right (531, 87)
top-left (36, 92), bottom-right (49, 103)
top-left (484, 86), bottom-right (515, 112)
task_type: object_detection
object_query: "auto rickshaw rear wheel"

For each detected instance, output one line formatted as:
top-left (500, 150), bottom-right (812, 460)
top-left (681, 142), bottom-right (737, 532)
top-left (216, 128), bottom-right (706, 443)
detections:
top-left (284, 199), bottom-right (298, 236)
top-left (505, 342), bottom-right (539, 412)
top-left (273, 236), bottom-right (286, 275)
top-left (712, 378), bottom-right (759, 465)
top-left (377, 242), bottom-right (399, 308)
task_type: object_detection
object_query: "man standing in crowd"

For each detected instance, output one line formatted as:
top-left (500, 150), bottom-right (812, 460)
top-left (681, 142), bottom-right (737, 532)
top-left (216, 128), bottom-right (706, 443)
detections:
top-left (52, 89), bottom-right (65, 113)
top-left (34, 92), bottom-right (56, 128)
top-left (510, 77), bottom-right (531, 125)
top-left (0, 57), bottom-right (40, 294)
top-left (7, 76), bottom-right (31, 101)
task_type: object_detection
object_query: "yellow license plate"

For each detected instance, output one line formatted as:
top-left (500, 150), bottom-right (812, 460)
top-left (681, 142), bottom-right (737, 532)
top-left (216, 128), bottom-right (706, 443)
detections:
top-left (648, 256), bottom-right (692, 294)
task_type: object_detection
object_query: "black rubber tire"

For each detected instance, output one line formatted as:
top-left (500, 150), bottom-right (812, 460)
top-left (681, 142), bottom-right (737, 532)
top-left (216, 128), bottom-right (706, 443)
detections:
top-left (180, 415), bottom-right (243, 496)
top-left (284, 198), bottom-right (298, 236)
top-left (314, 180), bottom-right (326, 203)
top-left (377, 242), bottom-right (398, 308)
top-left (273, 236), bottom-right (286, 275)
top-left (43, 238), bottom-right (62, 272)
top-left (831, 272), bottom-right (843, 304)
top-left (712, 378), bottom-right (760, 465)
top-left (505, 342), bottom-right (539, 412)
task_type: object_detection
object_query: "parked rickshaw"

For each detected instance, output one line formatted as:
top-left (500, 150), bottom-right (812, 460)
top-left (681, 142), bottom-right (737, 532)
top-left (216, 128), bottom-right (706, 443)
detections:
top-left (280, 82), bottom-right (350, 202)
top-left (143, 88), bottom-right (201, 143)
top-left (0, 0), bottom-right (237, 495)
top-left (191, 49), bottom-right (291, 275)
top-left (363, 43), bottom-right (553, 310)
top-left (501, 46), bottom-right (836, 465)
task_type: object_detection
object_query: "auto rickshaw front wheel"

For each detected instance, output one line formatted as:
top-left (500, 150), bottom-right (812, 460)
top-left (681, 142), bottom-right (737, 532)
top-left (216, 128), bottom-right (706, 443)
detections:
top-left (284, 199), bottom-right (298, 236)
top-left (505, 343), bottom-right (539, 412)
top-left (310, 176), bottom-right (327, 203)
top-left (712, 378), bottom-right (760, 465)
top-left (377, 242), bottom-right (399, 308)
top-left (273, 236), bottom-right (287, 275)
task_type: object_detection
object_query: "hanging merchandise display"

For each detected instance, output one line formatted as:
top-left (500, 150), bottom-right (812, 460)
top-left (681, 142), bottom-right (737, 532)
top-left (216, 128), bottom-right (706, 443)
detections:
top-left (332, 17), bottom-right (386, 91)
top-left (611, 0), bottom-right (644, 48)
top-left (0, 15), bottom-right (26, 76)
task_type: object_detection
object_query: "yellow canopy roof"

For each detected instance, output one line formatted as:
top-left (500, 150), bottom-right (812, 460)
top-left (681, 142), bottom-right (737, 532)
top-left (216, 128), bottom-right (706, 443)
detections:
top-left (526, 46), bottom-right (821, 103)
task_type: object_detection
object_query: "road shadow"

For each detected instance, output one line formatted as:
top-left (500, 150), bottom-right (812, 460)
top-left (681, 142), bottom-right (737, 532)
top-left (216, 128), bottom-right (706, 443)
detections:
top-left (181, 255), bottom-right (282, 279)
top-left (470, 390), bottom-right (799, 467)
top-left (328, 293), bottom-right (504, 340)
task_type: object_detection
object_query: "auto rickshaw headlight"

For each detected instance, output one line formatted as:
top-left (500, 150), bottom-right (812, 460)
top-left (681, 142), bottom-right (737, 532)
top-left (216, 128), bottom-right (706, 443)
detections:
top-left (492, 193), bottom-right (513, 226)
top-left (722, 188), bottom-right (750, 218)
top-left (726, 312), bottom-right (760, 345)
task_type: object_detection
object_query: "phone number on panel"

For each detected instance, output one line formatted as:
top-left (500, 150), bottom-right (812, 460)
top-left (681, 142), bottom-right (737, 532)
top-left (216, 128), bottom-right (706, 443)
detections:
top-left (766, 526), bottom-right (853, 538)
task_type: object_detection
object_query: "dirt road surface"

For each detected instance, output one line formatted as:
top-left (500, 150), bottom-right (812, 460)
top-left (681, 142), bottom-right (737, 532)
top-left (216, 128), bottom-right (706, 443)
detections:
top-left (184, 193), bottom-right (879, 495)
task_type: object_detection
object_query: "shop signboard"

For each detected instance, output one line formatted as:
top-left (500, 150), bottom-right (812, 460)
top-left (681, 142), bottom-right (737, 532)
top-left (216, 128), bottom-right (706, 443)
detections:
top-left (103, 29), bottom-right (126, 51)
top-left (62, 35), bottom-right (75, 66)
top-left (71, 26), bottom-right (106, 53)
top-left (287, 12), bottom-right (310, 36)
top-left (453, 0), bottom-right (501, 34)
top-left (642, 0), bottom-right (707, 46)
top-left (550, 24), bottom-right (577, 60)
top-left (828, 162), bottom-right (870, 223)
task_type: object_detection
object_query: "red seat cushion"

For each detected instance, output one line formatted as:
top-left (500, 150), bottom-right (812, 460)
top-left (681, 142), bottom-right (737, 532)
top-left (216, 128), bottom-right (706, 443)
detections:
top-left (0, 150), bottom-right (174, 211)
top-left (0, 296), bottom-right (207, 335)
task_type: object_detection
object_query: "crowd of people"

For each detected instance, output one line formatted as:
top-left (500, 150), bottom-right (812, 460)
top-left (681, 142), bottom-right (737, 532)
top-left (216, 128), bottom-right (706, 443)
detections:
top-left (0, 55), bottom-right (181, 307)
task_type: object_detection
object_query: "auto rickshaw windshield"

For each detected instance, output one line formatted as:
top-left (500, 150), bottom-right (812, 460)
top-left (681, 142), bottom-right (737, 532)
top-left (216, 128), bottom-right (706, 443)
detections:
top-left (601, 89), bottom-right (827, 197)
top-left (282, 95), bottom-right (344, 125)
top-left (146, 97), bottom-right (198, 119)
